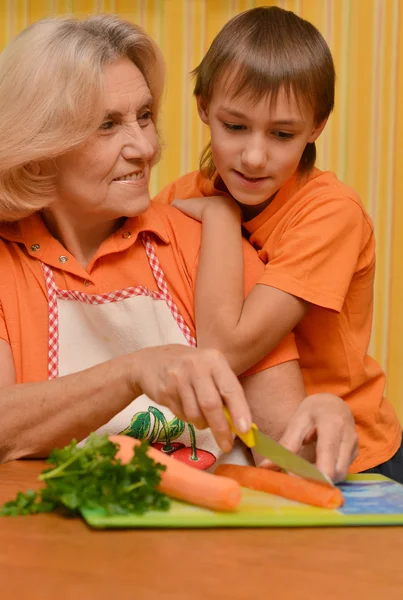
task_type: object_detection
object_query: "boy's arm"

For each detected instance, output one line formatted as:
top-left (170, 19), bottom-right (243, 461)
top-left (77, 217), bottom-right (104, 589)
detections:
top-left (240, 359), bottom-right (357, 481)
top-left (188, 198), bottom-right (308, 374)
top-left (174, 195), bottom-right (363, 376)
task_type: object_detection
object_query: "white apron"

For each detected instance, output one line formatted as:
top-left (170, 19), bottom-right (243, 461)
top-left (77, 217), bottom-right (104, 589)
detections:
top-left (42, 232), bottom-right (251, 469)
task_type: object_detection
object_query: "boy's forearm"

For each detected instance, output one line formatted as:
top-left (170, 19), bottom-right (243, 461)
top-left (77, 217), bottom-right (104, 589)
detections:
top-left (195, 202), bottom-right (245, 349)
top-left (240, 360), bottom-right (306, 464)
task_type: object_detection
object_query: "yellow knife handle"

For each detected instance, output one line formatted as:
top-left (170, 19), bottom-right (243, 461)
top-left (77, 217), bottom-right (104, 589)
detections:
top-left (223, 407), bottom-right (257, 449)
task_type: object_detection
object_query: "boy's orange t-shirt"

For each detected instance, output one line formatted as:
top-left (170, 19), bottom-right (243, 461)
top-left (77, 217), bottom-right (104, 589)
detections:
top-left (0, 201), bottom-right (298, 385)
top-left (154, 169), bottom-right (402, 473)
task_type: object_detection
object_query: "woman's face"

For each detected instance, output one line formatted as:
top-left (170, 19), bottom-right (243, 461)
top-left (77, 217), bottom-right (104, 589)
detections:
top-left (51, 58), bottom-right (158, 221)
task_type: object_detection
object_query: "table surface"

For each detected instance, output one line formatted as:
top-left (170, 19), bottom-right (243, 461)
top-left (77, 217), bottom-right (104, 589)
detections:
top-left (1, 460), bottom-right (403, 600)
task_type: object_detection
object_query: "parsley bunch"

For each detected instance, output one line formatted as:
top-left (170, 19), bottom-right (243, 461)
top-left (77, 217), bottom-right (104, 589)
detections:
top-left (1, 434), bottom-right (170, 517)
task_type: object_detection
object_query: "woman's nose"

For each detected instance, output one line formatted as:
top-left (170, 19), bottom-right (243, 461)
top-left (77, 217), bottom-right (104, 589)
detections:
top-left (121, 124), bottom-right (157, 162)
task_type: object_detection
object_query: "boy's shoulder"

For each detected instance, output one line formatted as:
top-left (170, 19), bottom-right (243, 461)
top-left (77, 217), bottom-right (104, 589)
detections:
top-left (306, 169), bottom-right (360, 199)
top-left (293, 169), bottom-right (373, 227)
top-left (153, 170), bottom-right (214, 204)
top-left (301, 169), bottom-right (363, 206)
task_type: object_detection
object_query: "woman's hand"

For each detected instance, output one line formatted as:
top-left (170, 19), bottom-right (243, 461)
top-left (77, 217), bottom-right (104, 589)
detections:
top-left (260, 393), bottom-right (358, 482)
top-left (129, 344), bottom-right (252, 453)
top-left (172, 195), bottom-right (240, 223)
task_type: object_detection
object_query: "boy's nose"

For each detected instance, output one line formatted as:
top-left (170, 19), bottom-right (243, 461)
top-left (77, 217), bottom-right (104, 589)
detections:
top-left (241, 138), bottom-right (268, 171)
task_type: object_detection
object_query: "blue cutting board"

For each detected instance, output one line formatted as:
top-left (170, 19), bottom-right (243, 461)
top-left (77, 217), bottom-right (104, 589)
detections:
top-left (81, 474), bottom-right (403, 529)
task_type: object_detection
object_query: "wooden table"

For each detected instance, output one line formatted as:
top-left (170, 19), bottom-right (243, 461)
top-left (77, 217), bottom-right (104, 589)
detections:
top-left (1, 461), bottom-right (402, 600)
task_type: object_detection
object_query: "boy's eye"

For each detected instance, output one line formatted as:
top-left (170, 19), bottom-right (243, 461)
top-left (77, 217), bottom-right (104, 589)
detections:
top-left (138, 110), bottom-right (153, 126)
top-left (223, 122), bottom-right (245, 132)
top-left (273, 131), bottom-right (295, 140)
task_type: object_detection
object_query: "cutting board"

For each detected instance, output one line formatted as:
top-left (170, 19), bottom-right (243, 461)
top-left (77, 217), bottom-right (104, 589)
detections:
top-left (82, 474), bottom-right (403, 529)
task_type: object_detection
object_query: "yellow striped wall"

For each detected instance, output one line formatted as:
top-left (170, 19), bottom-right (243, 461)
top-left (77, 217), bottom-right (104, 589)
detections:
top-left (1, 1), bottom-right (403, 420)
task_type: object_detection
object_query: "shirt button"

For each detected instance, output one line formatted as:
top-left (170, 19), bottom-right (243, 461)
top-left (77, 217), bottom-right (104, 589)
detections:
top-left (31, 244), bottom-right (40, 252)
top-left (122, 231), bottom-right (131, 239)
top-left (59, 255), bottom-right (68, 263)
top-left (83, 279), bottom-right (91, 287)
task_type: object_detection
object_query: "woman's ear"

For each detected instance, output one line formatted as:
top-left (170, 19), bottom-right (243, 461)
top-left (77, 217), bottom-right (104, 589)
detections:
top-left (308, 118), bottom-right (328, 143)
top-left (196, 95), bottom-right (209, 124)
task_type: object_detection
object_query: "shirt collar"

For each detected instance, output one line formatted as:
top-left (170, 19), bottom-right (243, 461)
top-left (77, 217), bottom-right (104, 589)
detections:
top-left (0, 203), bottom-right (171, 276)
top-left (0, 202), bottom-right (170, 248)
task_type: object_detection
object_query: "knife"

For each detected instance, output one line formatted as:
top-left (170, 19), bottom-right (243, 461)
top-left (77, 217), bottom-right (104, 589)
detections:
top-left (223, 408), bottom-right (334, 487)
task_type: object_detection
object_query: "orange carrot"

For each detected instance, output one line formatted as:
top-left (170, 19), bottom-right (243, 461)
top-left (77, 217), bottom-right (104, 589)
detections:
top-left (109, 435), bottom-right (241, 512)
top-left (215, 464), bottom-right (344, 509)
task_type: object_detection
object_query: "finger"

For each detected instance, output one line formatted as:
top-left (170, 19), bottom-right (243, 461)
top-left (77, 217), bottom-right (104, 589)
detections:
top-left (212, 358), bottom-right (252, 434)
top-left (176, 380), bottom-right (208, 430)
top-left (334, 429), bottom-right (359, 482)
top-left (159, 369), bottom-right (191, 424)
top-left (278, 412), bottom-right (315, 455)
top-left (315, 422), bottom-right (343, 481)
top-left (191, 372), bottom-right (234, 453)
top-left (258, 458), bottom-right (282, 470)
top-left (171, 198), bottom-right (204, 222)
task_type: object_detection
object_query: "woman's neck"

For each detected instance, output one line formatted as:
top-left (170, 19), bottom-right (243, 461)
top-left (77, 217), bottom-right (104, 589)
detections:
top-left (41, 207), bottom-right (125, 270)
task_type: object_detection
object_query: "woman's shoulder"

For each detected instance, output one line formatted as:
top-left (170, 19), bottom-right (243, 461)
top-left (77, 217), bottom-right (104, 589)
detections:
top-left (149, 200), bottom-right (202, 241)
top-left (152, 170), bottom-right (214, 205)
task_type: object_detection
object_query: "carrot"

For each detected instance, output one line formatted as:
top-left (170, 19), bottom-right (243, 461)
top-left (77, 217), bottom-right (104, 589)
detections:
top-left (109, 435), bottom-right (242, 512)
top-left (215, 464), bottom-right (344, 509)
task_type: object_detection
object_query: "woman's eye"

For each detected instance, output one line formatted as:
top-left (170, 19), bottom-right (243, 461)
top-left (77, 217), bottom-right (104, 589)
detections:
top-left (223, 122), bottom-right (245, 132)
top-left (273, 131), bottom-right (295, 140)
top-left (99, 120), bottom-right (115, 131)
top-left (138, 110), bottom-right (153, 126)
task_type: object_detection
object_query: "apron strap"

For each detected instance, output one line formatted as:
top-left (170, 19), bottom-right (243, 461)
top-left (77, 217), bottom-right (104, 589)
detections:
top-left (42, 263), bottom-right (59, 379)
top-left (141, 233), bottom-right (196, 348)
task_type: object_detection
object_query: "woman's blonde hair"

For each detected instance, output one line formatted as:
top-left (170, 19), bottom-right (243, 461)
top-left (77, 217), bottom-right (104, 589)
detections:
top-left (0, 14), bottom-right (165, 221)
top-left (193, 6), bottom-right (335, 180)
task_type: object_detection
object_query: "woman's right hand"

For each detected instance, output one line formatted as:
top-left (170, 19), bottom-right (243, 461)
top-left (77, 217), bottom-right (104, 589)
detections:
top-left (128, 344), bottom-right (252, 452)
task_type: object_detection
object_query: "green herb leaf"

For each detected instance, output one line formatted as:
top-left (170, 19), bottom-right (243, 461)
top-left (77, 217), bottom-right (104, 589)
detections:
top-left (0, 433), bottom-right (170, 518)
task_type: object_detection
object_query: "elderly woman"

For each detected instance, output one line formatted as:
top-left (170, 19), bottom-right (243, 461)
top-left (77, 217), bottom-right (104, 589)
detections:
top-left (0, 15), bottom-right (356, 477)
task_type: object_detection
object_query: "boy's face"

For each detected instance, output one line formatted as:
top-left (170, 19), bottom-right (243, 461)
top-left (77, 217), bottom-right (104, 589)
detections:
top-left (197, 85), bottom-right (326, 213)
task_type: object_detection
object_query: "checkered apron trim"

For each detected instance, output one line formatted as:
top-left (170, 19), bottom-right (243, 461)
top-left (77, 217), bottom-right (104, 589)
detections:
top-left (42, 232), bottom-right (196, 379)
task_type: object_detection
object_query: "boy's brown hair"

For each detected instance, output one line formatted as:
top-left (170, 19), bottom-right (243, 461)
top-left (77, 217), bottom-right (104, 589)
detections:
top-left (193, 6), bottom-right (335, 179)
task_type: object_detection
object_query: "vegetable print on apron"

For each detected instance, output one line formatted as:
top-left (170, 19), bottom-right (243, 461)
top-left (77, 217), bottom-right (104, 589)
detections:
top-left (42, 233), bottom-right (250, 470)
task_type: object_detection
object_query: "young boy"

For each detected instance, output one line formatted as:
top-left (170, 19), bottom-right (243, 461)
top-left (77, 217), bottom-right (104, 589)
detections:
top-left (154, 6), bottom-right (403, 482)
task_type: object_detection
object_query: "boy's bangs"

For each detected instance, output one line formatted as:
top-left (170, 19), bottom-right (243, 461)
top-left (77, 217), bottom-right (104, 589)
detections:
top-left (219, 59), bottom-right (315, 118)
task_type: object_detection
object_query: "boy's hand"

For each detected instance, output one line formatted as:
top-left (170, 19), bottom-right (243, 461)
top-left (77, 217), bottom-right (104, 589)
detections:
top-left (260, 394), bottom-right (358, 482)
top-left (172, 196), bottom-right (240, 222)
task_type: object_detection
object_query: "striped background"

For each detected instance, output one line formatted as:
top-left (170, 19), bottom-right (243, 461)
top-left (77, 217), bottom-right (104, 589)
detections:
top-left (1, 0), bottom-right (403, 420)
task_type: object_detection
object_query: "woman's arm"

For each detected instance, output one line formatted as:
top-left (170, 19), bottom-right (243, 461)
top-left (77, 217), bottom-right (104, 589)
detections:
top-left (0, 340), bottom-right (252, 462)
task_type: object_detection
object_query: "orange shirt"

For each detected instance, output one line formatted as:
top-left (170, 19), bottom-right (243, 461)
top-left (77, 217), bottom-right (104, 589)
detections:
top-left (154, 169), bottom-right (402, 472)
top-left (0, 202), bottom-right (297, 387)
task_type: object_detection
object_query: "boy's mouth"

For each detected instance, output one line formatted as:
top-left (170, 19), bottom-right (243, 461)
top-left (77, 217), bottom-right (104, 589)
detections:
top-left (233, 169), bottom-right (269, 185)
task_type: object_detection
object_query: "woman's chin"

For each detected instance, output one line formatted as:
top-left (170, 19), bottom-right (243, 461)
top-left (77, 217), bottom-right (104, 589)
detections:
top-left (111, 193), bottom-right (151, 219)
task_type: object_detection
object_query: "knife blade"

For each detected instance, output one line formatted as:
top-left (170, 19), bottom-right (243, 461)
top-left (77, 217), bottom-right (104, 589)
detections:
top-left (223, 408), bottom-right (334, 487)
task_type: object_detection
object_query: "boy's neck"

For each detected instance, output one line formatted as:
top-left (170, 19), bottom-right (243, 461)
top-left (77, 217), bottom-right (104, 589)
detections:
top-left (239, 193), bottom-right (277, 222)
top-left (213, 174), bottom-right (278, 222)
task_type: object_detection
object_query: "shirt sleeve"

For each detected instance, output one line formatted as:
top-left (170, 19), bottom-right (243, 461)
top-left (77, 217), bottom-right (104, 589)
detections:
top-left (239, 237), bottom-right (300, 377)
top-left (255, 196), bottom-right (371, 312)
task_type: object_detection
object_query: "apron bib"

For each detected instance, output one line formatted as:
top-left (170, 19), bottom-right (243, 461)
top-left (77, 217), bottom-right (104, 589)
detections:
top-left (42, 233), bottom-right (251, 469)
